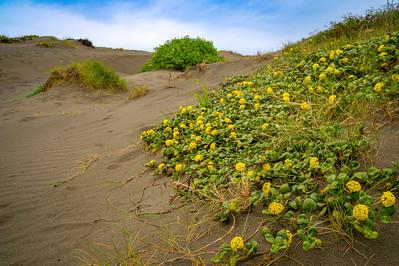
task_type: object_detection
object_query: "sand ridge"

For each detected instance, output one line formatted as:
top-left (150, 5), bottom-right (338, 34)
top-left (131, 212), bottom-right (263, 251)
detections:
top-left (0, 41), bottom-right (265, 265)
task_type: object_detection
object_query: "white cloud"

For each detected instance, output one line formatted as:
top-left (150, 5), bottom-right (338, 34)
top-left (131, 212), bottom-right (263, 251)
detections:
top-left (0, 1), bottom-right (282, 55)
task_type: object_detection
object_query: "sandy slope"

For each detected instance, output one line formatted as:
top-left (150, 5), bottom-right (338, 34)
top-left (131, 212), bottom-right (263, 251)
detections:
top-left (0, 41), bottom-right (265, 265)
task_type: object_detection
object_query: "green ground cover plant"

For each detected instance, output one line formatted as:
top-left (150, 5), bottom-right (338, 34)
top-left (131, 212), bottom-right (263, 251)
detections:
top-left (141, 36), bottom-right (222, 72)
top-left (141, 31), bottom-right (399, 264)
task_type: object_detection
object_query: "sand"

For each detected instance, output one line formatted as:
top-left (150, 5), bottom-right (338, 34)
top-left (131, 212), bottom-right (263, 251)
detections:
top-left (0, 39), bottom-right (398, 265)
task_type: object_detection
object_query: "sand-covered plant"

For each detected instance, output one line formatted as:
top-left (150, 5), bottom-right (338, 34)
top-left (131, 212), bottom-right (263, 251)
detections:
top-left (42, 61), bottom-right (127, 92)
top-left (141, 36), bottom-right (222, 72)
top-left (141, 32), bottom-right (399, 263)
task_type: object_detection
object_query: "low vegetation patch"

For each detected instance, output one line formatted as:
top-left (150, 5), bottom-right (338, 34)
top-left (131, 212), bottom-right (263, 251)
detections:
top-left (141, 36), bottom-right (222, 72)
top-left (0, 34), bottom-right (40, 43)
top-left (141, 29), bottom-right (399, 263)
top-left (35, 61), bottom-right (127, 93)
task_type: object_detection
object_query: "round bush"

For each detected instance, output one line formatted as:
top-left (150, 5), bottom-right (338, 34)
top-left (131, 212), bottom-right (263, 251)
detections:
top-left (142, 36), bottom-right (222, 71)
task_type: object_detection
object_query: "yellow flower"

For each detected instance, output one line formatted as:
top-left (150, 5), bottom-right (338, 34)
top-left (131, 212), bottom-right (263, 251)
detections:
top-left (173, 131), bottom-right (179, 139)
top-left (211, 129), bottom-right (218, 136)
top-left (304, 75), bottom-right (312, 83)
top-left (301, 102), bottom-right (311, 111)
top-left (239, 98), bottom-right (246, 105)
top-left (381, 62), bottom-right (388, 68)
top-left (329, 50), bottom-right (335, 59)
top-left (224, 117), bottom-right (232, 124)
top-left (346, 180), bottom-right (361, 193)
top-left (263, 163), bottom-right (271, 172)
top-left (335, 49), bottom-right (343, 55)
top-left (326, 66), bottom-right (334, 74)
top-left (319, 57), bottom-right (327, 63)
top-left (319, 73), bottom-right (326, 80)
top-left (220, 98), bottom-right (225, 104)
top-left (165, 139), bottom-right (175, 147)
top-left (158, 163), bottom-right (165, 170)
top-left (381, 191), bottom-right (396, 207)
top-left (164, 127), bottom-right (172, 133)
top-left (268, 202), bottom-right (284, 215)
top-left (162, 119), bottom-right (169, 125)
top-left (377, 44), bottom-right (385, 52)
top-left (379, 52), bottom-right (387, 57)
top-left (207, 161), bottom-right (214, 170)
top-left (374, 82), bottom-right (384, 92)
top-left (188, 142), bottom-right (197, 150)
top-left (230, 236), bottom-right (244, 252)
top-left (230, 132), bottom-right (237, 139)
top-left (210, 142), bottom-right (216, 150)
top-left (262, 122), bottom-right (269, 129)
top-left (233, 90), bottom-right (243, 97)
top-left (284, 159), bottom-right (293, 168)
top-left (341, 57), bottom-right (349, 64)
top-left (180, 106), bottom-right (187, 113)
top-left (352, 204), bottom-right (369, 221)
top-left (247, 170), bottom-right (255, 178)
top-left (312, 63), bottom-right (320, 70)
top-left (266, 86), bottom-right (273, 94)
top-left (227, 93), bottom-right (233, 98)
top-left (205, 127), bottom-right (212, 134)
top-left (391, 74), bottom-right (399, 82)
top-left (194, 154), bottom-right (203, 162)
top-left (195, 136), bottom-right (202, 142)
top-left (175, 164), bottom-right (183, 172)
top-left (254, 95), bottom-right (261, 101)
top-left (309, 157), bottom-right (319, 168)
top-left (262, 182), bottom-right (272, 194)
top-left (179, 123), bottom-right (186, 129)
top-left (282, 92), bottom-right (290, 102)
top-left (235, 162), bottom-right (246, 172)
top-left (227, 124), bottom-right (235, 130)
top-left (317, 86), bottom-right (324, 93)
top-left (285, 230), bottom-right (293, 245)
top-left (254, 103), bottom-right (260, 109)
top-left (345, 44), bottom-right (353, 49)
top-left (328, 95), bottom-right (337, 105)
top-left (239, 104), bottom-right (246, 110)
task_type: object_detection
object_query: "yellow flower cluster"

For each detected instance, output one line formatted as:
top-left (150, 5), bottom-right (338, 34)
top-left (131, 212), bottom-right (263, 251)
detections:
top-left (236, 81), bottom-right (253, 87)
top-left (312, 63), bottom-right (319, 70)
top-left (319, 73), bottom-right (326, 80)
top-left (158, 163), bottom-right (165, 170)
top-left (262, 182), bottom-right (272, 194)
top-left (377, 44), bottom-right (385, 52)
top-left (268, 202), bottom-right (284, 215)
top-left (235, 162), bottom-right (246, 172)
top-left (210, 142), bottom-right (216, 150)
top-left (282, 92), bottom-right (290, 102)
top-left (266, 86), bottom-right (273, 94)
top-left (165, 139), bottom-right (176, 147)
top-left (352, 204), bottom-right (369, 221)
top-left (262, 122), bottom-right (269, 129)
top-left (230, 131), bottom-right (237, 139)
top-left (374, 82), bottom-right (384, 92)
top-left (285, 230), bottom-right (293, 245)
top-left (194, 154), bottom-right (203, 162)
top-left (284, 159), bottom-right (293, 168)
top-left (175, 164), bottom-right (183, 172)
top-left (263, 163), bottom-right (271, 171)
top-left (341, 57), bottom-right (349, 63)
top-left (346, 180), bottom-right (361, 193)
top-left (328, 95), bottom-right (337, 105)
top-left (381, 191), bottom-right (396, 207)
top-left (304, 75), bottom-right (312, 83)
top-left (392, 74), bottom-right (399, 82)
top-left (301, 102), bottom-right (311, 111)
top-left (230, 236), bottom-right (244, 252)
top-left (141, 129), bottom-right (155, 139)
top-left (309, 157), bottom-right (319, 168)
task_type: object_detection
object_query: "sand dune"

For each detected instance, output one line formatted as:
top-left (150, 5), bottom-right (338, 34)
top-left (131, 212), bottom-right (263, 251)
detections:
top-left (0, 41), bottom-right (265, 264)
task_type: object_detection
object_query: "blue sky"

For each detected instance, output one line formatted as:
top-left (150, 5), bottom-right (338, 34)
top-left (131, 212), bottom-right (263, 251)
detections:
top-left (0, 0), bottom-right (388, 54)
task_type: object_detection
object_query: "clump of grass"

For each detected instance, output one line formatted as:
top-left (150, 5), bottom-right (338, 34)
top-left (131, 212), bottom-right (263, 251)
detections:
top-left (0, 34), bottom-right (40, 43)
top-left (36, 41), bottom-right (55, 48)
top-left (26, 85), bottom-right (45, 97)
top-left (41, 61), bottom-right (127, 93)
top-left (127, 85), bottom-right (148, 100)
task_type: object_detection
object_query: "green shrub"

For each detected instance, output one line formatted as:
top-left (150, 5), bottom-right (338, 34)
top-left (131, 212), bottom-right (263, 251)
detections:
top-left (141, 36), bottom-right (222, 72)
top-left (41, 61), bottom-right (127, 93)
top-left (77, 38), bottom-right (94, 48)
top-left (0, 34), bottom-right (13, 43)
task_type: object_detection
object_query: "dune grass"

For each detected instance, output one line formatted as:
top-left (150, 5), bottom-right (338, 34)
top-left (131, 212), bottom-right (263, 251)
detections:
top-left (286, 4), bottom-right (399, 54)
top-left (42, 61), bottom-right (127, 92)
